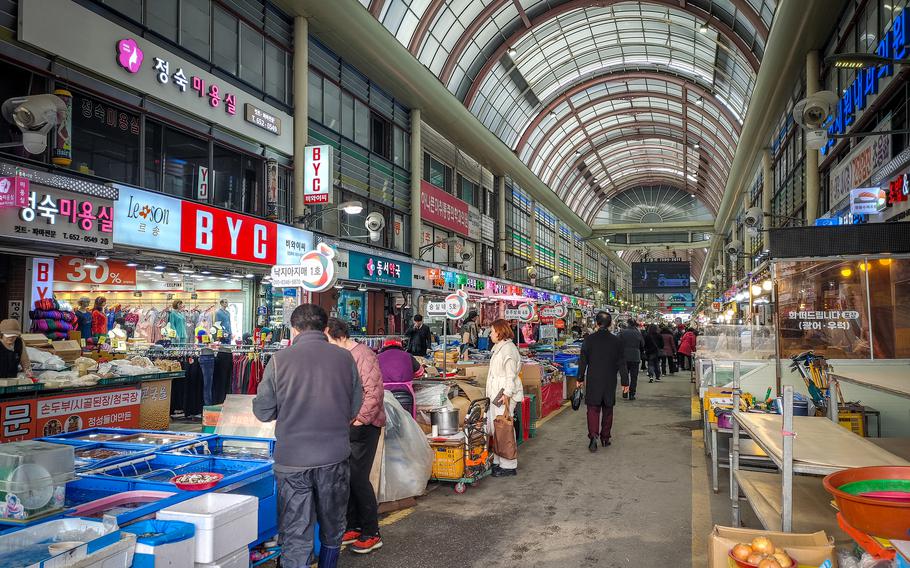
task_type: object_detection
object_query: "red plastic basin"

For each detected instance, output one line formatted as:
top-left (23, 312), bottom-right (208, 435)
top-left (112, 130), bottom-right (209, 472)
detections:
top-left (823, 466), bottom-right (910, 540)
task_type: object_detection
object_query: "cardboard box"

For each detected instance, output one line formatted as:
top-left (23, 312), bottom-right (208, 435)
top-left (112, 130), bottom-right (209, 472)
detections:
top-left (520, 363), bottom-right (543, 387)
top-left (50, 340), bottom-right (82, 362)
top-left (21, 334), bottom-right (51, 348)
top-left (457, 363), bottom-right (489, 381)
top-left (707, 526), bottom-right (836, 568)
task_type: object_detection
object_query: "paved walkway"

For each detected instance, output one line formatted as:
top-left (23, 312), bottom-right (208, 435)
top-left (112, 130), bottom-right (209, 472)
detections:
top-left (342, 373), bottom-right (703, 567)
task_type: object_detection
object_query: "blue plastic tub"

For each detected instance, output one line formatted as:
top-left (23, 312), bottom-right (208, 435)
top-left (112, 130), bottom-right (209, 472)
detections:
top-left (123, 519), bottom-right (195, 568)
top-left (41, 428), bottom-right (213, 450)
top-left (165, 435), bottom-right (274, 460)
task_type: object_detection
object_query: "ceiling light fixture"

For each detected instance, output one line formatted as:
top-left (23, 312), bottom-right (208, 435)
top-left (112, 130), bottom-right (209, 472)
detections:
top-left (358, 283), bottom-right (368, 292)
top-left (153, 264), bottom-right (166, 271)
top-left (125, 261), bottom-right (138, 267)
top-left (699, 24), bottom-right (708, 34)
top-left (200, 270), bottom-right (212, 275)
top-left (244, 273), bottom-right (256, 279)
top-left (83, 259), bottom-right (99, 269)
top-left (178, 265), bottom-right (195, 274)
top-left (340, 200), bottom-right (364, 215)
top-left (507, 47), bottom-right (516, 57)
top-left (95, 253), bottom-right (109, 261)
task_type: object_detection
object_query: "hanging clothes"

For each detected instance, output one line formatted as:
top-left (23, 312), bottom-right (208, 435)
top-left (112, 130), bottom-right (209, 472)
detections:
top-left (213, 350), bottom-right (233, 404)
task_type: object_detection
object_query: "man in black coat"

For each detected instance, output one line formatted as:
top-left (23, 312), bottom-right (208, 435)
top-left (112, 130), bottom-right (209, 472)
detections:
top-left (577, 312), bottom-right (629, 452)
top-left (404, 314), bottom-right (432, 356)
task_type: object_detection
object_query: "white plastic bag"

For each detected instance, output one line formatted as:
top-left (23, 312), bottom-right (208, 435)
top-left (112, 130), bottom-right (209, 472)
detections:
top-left (26, 347), bottom-right (66, 370)
top-left (378, 391), bottom-right (433, 502)
top-left (414, 383), bottom-right (450, 408)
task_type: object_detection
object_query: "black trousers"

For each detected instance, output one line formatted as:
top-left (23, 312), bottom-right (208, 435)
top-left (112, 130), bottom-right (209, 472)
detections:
top-left (660, 355), bottom-right (668, 375)
top-left (626, 361), bottom-right (640, 397)
top-left (213, 351), bottom-right (233, 404)
top-left (276, 462), bottom-right (350, 568)
top-left (347, 424), bottom-right (381, 536)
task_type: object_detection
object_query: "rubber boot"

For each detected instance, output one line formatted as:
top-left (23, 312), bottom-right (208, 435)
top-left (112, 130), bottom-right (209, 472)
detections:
top-left (318, 546), bottom-right (340, 568)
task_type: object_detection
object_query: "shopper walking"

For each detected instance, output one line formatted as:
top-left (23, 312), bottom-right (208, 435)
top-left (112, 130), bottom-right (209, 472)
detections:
top-left (619, 318), bottom-right (644, 401)
top-left (404, 314), bottom-right (432, 356)
top-left (678, 327), bottom-right (697, 372)
top-left (252, 304), bottom-right (362, 568)
top-left (485, 319), bottom-right (523, 476)
top-left (324, 318), bottom-right (386, 555)
top-left (577, 312), bottom-right (629, 452)
top-left (644, 324), bottom-right (662, 383)
top-left (660, 326), bottom-right (677, 375)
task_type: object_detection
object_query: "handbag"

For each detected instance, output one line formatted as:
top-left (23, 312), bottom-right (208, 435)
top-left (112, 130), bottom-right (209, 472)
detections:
top-left (492, 407), bottom-right (518, 460)
top-left (571, 387), bottom-right (584, 411)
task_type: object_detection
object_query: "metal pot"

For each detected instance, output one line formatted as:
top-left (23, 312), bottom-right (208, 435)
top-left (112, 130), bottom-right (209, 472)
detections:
top-left (430, 407), bottom-right (461, 436)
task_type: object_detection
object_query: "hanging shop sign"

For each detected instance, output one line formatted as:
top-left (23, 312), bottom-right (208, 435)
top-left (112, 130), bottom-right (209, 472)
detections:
top-left (420, 180), bottom-right (469, 236)
top-left (19, 0), bottom-right (292, 154)
top-left (539, 304), bottom-right (568, 319)
top-left (347, 251), bottom-right (413, 286)
top-left (31, 257), bottom-right (54, 305)
top-left (445, 290), bottom-right (469, 319)
top-left (821, 9), bottom-right (908, 155)
top-left (828, 125), bottom-right (891, 208)
top-left (304, 145), bottom-right (332, 205)
top-left (196, 166), bottom-right (209, 201)
top-left (113, 185), bottom-right (312, 265)
top-left (55, 257), bottom-right (137, 286)
top-left (0, 176), bottom-right (28, 208)
top-left (504, 302), bottom-right (536, 322)
top-left (270, 243), bottom-right (339, 292)
top-left (0, 186), bottom-right (114, 250)
top-left (849, 188), bottom-right (888, 215)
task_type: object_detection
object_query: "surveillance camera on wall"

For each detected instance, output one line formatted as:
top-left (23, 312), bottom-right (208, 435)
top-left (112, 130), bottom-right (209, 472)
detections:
top-left (793, 91), bottom-right (839, 130)
top-left (364, 212), bottom-right (385, 242)
top-left (743, 206), bottom-right (764, 229)
top-left (1, 94), bottom-right (67, 154)
top-left (460, 251), bottom-right (473, 262)
top-left (725, 240), bottom-right (743, 256)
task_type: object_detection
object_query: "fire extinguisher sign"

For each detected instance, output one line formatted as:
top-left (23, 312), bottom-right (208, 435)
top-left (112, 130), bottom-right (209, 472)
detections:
top-left (304, 145), bottom-right (332, 205)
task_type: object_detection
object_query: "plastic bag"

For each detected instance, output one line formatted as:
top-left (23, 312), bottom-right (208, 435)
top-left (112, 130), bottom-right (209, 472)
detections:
top-left (571, 387), bottom-right (584, 411)
top-left (414, 383), bottom-right (450, 408)
top-left (26, 347), bottom-right (66, 370)
top-left (379, 391), bottom-right (433, 503)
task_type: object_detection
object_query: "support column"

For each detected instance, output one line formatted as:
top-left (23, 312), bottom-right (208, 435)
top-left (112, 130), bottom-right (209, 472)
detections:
top-left (293, 16), bottom-right (308, 222)
top-left (762, 149), bottom-right (773, 253)
top-left (743, 192), bottom-right (752, 273)
top-left (497, 176), bottom-right (507, 277)
top-left (410, 109), bottom-right (422, 259)
top-left (805, 50), bottom-right (821, 224)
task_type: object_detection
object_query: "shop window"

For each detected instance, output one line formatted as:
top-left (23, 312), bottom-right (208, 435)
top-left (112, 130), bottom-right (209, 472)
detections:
top-left (424, 154), bottom-right (452, 193)
top-left (371, 112), bottom-right (391, 159)
top-left (213, 6), bottom-right (239, 74)
top-left (70, 92), bottom-right (141, 185)
top-left (240, 22), bottom-right (265, 90)
top-left (181, 0), bottom-right (211, 59)
top-left (265, 42), bottom-right (287, 102)
top-left (213, 144), bottom-right (263, 214)
top-left (308, 71), bottom-right (323, 123)
top-left (102, 0), bottom-right (141, 21)
top-left (0, 62), bottom-right (48, 161)
top-left (323, 80), bottom-right (341, 131)
top-left (154, 126), bottom-right (210, 200)
top-left (868, 258), bottom-right (910, 359)
top-left (341, 93), bottom-right (354, 140)
top-left (354, 99), bottom-right (370, 148)
top-left (392, 126), bottom-right (407, 168)
top-left (146, 0), bottom-right (178, 42)
top-left (460, 175), bottom-right (478, 207)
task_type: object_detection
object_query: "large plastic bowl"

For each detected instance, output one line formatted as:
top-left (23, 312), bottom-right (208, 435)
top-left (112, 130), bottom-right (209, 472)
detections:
top-left (823, 466), bottom-right (910, 540)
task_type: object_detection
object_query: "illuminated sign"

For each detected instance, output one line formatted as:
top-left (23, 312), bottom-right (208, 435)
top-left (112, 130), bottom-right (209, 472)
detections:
top-left (304, 145), bottom-right (332, 204)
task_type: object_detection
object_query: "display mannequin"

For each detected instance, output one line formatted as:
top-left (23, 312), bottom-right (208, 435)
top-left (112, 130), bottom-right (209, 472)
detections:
top-left (109, 318), bottom-right (127, 351)
top-left (91, 297), bottom-right (108, 339)
top-left (74, 297), bottom-right (93, 341)
top-left (214, 299), bottom-right (232, 343)
top-left (168, 300), bottom-right (187, 344)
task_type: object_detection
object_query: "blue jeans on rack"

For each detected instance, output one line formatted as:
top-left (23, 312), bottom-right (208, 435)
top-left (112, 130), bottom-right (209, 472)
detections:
top-left (199, 353), bottom-right (215, 406)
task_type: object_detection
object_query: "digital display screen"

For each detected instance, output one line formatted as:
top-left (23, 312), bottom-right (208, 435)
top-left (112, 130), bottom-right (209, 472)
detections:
top-left (631, 262), bottom-right (691, 294)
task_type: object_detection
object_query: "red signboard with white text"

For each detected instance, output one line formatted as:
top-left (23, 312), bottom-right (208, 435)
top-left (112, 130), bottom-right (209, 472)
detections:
top-left (420, 180), bottom-right (469, 236)
top-left (180, 201), bottom-right (279, 264)
top-left (56, 256), bottom-right (137, 286)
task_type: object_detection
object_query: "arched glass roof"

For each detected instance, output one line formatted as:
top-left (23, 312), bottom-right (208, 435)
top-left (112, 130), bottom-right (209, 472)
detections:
top-left (363, 0), bottom-right (776, 225)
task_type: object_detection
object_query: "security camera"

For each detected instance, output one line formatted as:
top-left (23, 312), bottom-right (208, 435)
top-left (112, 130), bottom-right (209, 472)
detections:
top-left (364, 212), bottom-right (385, 232)
top-left (1, 94), bottom-right (67, 154)
top-left (743, 206), bottom-right (764, 229)
top-left (793, 91), bottom-right (838, 130)
top-left (725, 240), bottom-right (742, 256)
top-left (805, 129), bottom-right (828, 150)
top-left (527, 265), bottom-right (538, 279)
top-left (460, 251), bottom-right (473, 262)
top-left (746, 226), bottom-right (759, 238)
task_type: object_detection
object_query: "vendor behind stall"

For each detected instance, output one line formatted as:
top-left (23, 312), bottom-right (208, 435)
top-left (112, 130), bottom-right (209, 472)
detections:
top-left (0, 319), bottom-right (30, 378)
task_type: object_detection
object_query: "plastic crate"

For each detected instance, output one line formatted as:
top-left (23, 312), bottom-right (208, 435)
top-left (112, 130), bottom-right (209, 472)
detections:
top-left (839, 411), bottom-right (865, 437)
top-left (431, 442), bottom-right (464, 480)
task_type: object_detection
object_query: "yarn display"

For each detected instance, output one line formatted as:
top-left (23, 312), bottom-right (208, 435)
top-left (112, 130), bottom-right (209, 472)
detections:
top-left (30, 297), bottom-right (78, 342)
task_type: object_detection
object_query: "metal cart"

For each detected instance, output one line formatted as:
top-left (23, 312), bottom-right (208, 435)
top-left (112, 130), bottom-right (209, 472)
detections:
top-left (430, 398), bottom-right (492, 494)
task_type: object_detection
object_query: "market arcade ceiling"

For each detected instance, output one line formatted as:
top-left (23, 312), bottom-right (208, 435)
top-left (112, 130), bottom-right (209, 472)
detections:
top-left (359, 0), bottom-right (776, 230)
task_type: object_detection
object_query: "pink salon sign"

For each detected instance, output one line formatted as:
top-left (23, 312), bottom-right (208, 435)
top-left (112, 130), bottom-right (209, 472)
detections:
top-left (420, 180), bottom-right (469, 236)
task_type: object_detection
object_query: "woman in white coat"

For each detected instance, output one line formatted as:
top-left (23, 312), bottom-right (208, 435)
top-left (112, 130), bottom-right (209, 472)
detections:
top-left (486, 319), bottom-right (524, 477)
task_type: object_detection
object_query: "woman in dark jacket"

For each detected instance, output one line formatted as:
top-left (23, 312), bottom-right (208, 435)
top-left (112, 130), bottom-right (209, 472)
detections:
top-left (660, 326), bottom-right (677, 375)
top-left (643, 324), bottom-right (663, 383)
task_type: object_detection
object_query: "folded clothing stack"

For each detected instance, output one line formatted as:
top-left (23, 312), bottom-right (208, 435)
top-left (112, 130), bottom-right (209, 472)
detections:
top-left (30, 299), bottom-right (77, 341)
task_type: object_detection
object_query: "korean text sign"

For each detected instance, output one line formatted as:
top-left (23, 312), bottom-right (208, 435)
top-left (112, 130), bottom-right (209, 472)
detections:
top-left (347, 251), bottom-right (412, 286)
top-left (0, 185), bottom-right (114, 249)
top-left (304, 145), bottom-right (332, 204)
top-left (420, 180), bottom-right (469, 236)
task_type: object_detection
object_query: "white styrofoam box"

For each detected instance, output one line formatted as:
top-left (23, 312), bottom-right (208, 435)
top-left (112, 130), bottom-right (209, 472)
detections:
top-left (193, 546), bottom-right (249, 568)
top-left (157, 493), bottom-right (258, 564)
top-left (133, 533), bottom-right (195, 568)
top-left (69, 532), bottom-right (136, 568)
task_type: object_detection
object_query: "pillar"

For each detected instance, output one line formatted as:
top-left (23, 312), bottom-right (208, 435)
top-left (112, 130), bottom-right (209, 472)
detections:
top-left (743, 192), bottom-right (752, 273)
top-left (293, 16), bottom-right (308, 222)
top-left (497, 176), bottom-right (507, 277)
top-left (805, 50), bottom-right (821, 224)
top-left (410, 109), bottom-right (422, 259)
top-left (762, 149), bottom-right (773, 250)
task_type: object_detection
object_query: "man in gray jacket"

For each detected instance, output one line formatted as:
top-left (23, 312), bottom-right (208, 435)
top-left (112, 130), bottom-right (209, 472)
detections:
top-left (619, 319), bottom-right (644, 401)
top-left (253, 304), bottom-right (362, 568)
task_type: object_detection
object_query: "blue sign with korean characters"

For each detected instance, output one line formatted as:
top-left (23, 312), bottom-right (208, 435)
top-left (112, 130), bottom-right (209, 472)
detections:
top-left (347, 251), bottom-right (412, 286)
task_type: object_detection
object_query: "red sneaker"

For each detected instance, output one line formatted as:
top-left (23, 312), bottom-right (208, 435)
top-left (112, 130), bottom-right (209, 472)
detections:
top-left (342, 530), bottom-right (361, 545)
top-left (350, 535), bottom-right (383, 554)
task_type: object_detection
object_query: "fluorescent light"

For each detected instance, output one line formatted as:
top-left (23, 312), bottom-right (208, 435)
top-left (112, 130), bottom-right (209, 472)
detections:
top-left (153, 264), bottom-right (166, 270)
top-left (178, 266), bottom-right (195, 274)
top-left (83, 261), bottom-right (99, 269)
top-left (244, 273), bottom-right (255, 279)
top-left (200, 270), bottom-right (212, 275)
top-left (95, 253), bottom-right (109, 261)
top-left (125, 262), bottom-right (138, 267)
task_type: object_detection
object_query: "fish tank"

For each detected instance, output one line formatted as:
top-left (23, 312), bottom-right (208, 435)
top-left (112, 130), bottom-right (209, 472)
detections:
top-left (43, 428), bottom-right (209, 449)
top-left (166, 435), bottom-right (274, 460)
top-left (0, 441), bottom-right (74, 523)
top-left (0, 518), bottom-right (120, 568)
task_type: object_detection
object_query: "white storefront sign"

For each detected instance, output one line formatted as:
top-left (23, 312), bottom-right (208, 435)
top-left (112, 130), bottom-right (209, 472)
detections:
top-left (304, 145), bottom-right (333, 205)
